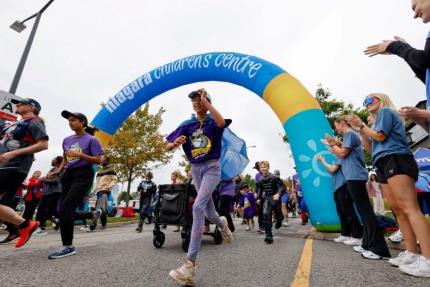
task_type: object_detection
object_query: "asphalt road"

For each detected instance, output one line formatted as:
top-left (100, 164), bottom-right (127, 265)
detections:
top-left (0, 218), bottom-right (428, 287)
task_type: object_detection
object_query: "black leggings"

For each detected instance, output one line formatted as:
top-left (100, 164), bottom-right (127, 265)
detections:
top-left (23, 199), bottom-right (40, 221)
top-left (0, 170), bottom-right (27, 234)
top-left (59, 166), bottom-right (94, 246)
top-left (218, 195), bottom-right (235, 232)
top-left (36, 193), bottom-right (61, 228)
top-left (334, 184), bottom-right (363, 238)
top-left (346, 180), bottom-right (390, 257)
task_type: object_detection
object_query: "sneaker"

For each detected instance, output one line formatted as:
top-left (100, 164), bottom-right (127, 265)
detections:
top-left (353, 245), bottom-right (367, 253)
top-left (344, 238), bottom-right (362, 246)
top-left (334, 235), bottom-right (351, 243)
top-left (79, 226), bottom-right (89, 231)
top-left (33, 228), bottom-right (48, 236)
top-left (48, 246), bottom-right (76, 259)
top-left (388, 230), bottom-right (403, 243)
top-left (168, 261), bottom-right (196, 286)
top-left (220, 216), bottom-right (233, 243)
top-left (389, 251), bottom-right (420, 267)
top-left (52, 218), bottom-right (60, 231)
top-left (283, 221), bottom-right (290, 227)
top-left (256, 228), bottom-right (264, 234)
top-left (245, 226), bottom-right (251, 231)
top-left (136, 227), bottom-right (143, 233)
top-left (0, 233), bottom-right (19, 245)
top-left (361, 250), bottom-right (387, 260)
top-left (400, 255), bottom-right (430, 277)
top-left (15, 221), bottom-right (39, 248)
top-left (275, 222), bottom-right (282, 229)
top-left (264, 236), bottom-right (274, 244)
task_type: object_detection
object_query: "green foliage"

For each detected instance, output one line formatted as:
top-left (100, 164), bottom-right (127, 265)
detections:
top-left (106, 104), bottom-right (173, 207)
top-left (117, 191), bottom-right (137, 205)
top-left (243, 174), bottom-right (256, 191)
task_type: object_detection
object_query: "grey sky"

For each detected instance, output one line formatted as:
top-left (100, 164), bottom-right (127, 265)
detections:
top-left (0, 0), bottom-right (428, 190)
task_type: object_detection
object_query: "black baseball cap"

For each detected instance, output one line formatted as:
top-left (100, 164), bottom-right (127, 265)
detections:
top-left (11, 98), bottom-right (41, 112)
top-left (188, 90), bottom-right (211, 103)
top-left (61, 110), bottom-right (88, 127)
top-left (252, 161), bottom-right (260, 170)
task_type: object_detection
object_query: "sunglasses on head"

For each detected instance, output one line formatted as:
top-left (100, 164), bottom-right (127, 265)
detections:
top-left (363, 97), bottom-right (379, 107)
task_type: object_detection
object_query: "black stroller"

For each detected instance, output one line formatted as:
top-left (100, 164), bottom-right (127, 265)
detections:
top-left (153, 183), bottom-right (223, 252)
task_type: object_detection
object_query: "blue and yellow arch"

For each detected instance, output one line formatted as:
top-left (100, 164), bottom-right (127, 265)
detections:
top-left (91, 52), bottom-right (339, 231)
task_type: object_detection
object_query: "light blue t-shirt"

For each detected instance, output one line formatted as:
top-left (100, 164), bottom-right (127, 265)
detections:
top-left (341, 130), bottom-right (368, 181)
top-left (371, 107), bottom-right (411, 164)
top-left (332, 157), bottom-right (346, 191)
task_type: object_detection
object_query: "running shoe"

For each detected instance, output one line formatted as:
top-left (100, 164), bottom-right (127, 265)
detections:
top-left (169, 260), bottom-right (196, 286)
top-left (136, 227), bottom-right (143, 233)
top-left (400, 255), bottom-right (430, 277)
top-left (353, 245), bottom-right (367, 253)
top-left (220, 216), bottom-right (233, 243)
top-left (15, 220), bottom-right (39, 248)
top-left (256, 228), bottom-right (264, 234)
top-left (334, 235), bottom-right (350, 243)
top-left (389, 251), bottom-right (419, 267)
top-left (361, 250), bottom-right (388, 260)
top-left (388, 230), bottom-right (403, 243)
top-left (283, 221), bottom-right (290, 227)
top-left (33, 227), bottom-right (48, 236)
top-left (48, 246), bottom-right (76, 259)
top-left (344, 237), bottom-right (362, 246)
top-left (264, 236), bottom-right (274, 244)
top-left (0, 232), bottom-right (19, 245)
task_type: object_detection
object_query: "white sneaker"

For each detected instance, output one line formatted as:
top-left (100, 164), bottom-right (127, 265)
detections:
top-left (79, 226), bottom-right (88, 231)
top-left (361, 250), bottom-right (387, 260)
top-left (353, 245), bottom-right (367, 253)
top-left (389, 251), bottom-right (420, 267)
top-left (400, 255), bottom-right (430, 278)
top-left (169, 261), bottom-right (196, 286)
top-left (388, 230), bottom-right (403, 243)
top-left (283, 221), bottom-right (290, 227)
top-left (334, 235), bottom-right (350, 243)
top-left (33, 228), bottom-right (47, 236)
top-left (220, 216), bottom-right (233, 243)
top-left (344, 238), bottom-right (362, 246)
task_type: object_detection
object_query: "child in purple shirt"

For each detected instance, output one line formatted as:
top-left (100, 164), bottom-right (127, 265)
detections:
top-left (167, 89), bottom-right (233, 286)
top-left (48, 111), bottom-right (103, 260)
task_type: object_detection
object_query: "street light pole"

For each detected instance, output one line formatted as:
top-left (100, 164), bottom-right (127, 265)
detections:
top-left (8, 0), bottom-right (55, 94)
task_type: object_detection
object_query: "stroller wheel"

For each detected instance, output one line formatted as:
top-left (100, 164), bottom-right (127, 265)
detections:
top-left (153, 232), bottom-right (165, 248)
top-left (182, 233), bottom-right (191, 252)
top-left (214, 226), bottom-right (223, 245)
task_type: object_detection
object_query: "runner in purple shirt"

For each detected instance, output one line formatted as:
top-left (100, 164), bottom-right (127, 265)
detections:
top-left (48, 111), bottom-right (103, 260)
top-left (167, 89), bottom-right (233, 286)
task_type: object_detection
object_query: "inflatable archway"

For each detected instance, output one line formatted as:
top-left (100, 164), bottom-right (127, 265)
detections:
top-left (91, 52), bottom-right (339, 231)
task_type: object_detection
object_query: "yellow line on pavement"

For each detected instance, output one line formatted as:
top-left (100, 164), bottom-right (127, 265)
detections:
top-left (290, 238), bottom-right (313, 287)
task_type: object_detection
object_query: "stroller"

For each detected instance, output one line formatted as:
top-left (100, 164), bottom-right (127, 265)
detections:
top-left (153, 183), bottom-right (223, 252)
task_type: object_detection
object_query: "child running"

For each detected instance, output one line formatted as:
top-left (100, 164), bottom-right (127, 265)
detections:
top-left (237, 184), bottom-right (256, 231)
top-left (166, 89), bottom-right (233, 286)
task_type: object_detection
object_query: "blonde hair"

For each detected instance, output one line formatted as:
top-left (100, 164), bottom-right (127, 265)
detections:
top-left (334, 115), bottom-right (352, 127)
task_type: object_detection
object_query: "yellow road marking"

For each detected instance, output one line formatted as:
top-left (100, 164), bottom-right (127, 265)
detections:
top-left (291, 238), bottom-right (313, 287)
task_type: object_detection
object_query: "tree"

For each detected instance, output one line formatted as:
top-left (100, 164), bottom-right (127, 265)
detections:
top-left (283, 84), bottom-right (371, 166)
top-left (106, 104), bottom-right (173, 207)
top-left (243, 174), bottom-right (256, 191)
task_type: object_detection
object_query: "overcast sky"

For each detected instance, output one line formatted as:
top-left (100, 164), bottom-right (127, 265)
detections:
top-left (1, 0), bottom-right (429, 191)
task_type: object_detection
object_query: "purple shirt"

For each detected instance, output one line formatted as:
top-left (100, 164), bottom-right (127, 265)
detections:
top-left (219, 179), bottom-right (235, 197)
top-left (166, 116), bottom-right (225, 164)
top-left (63, 133), bottom-right (104, 169)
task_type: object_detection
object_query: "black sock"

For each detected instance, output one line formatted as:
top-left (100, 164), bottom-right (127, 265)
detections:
top-left (19, 220), bottom-right (30, 229)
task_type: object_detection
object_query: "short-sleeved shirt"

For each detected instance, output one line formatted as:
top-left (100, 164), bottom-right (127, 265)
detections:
top-left (371, 107), bottom-right (411, 164)
top-left (0, 117), bottom-right (48, 174)
top-left (166, 116), bottom-right (227, 164)
top-left (341, 130), bottom-right (368, 181)
top-left (332, 157), bottom-right (346, 191)
top-left (63, 133), bottom-right (104, 169)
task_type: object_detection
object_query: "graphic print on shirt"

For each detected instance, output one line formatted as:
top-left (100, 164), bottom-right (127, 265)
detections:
top-left (66, 142), bottom-right (82, 164)
top-left (190, 128), bottom-right (212, 159)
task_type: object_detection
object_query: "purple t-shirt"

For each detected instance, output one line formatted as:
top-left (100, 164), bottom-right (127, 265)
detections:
top-left (63, 133), bottom-right (104, 169)
top-left (166, 116), bottom-right (226, 164)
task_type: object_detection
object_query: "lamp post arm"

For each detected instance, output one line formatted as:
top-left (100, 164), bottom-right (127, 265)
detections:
top-left (9, 12), bottom-right (41, 94)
